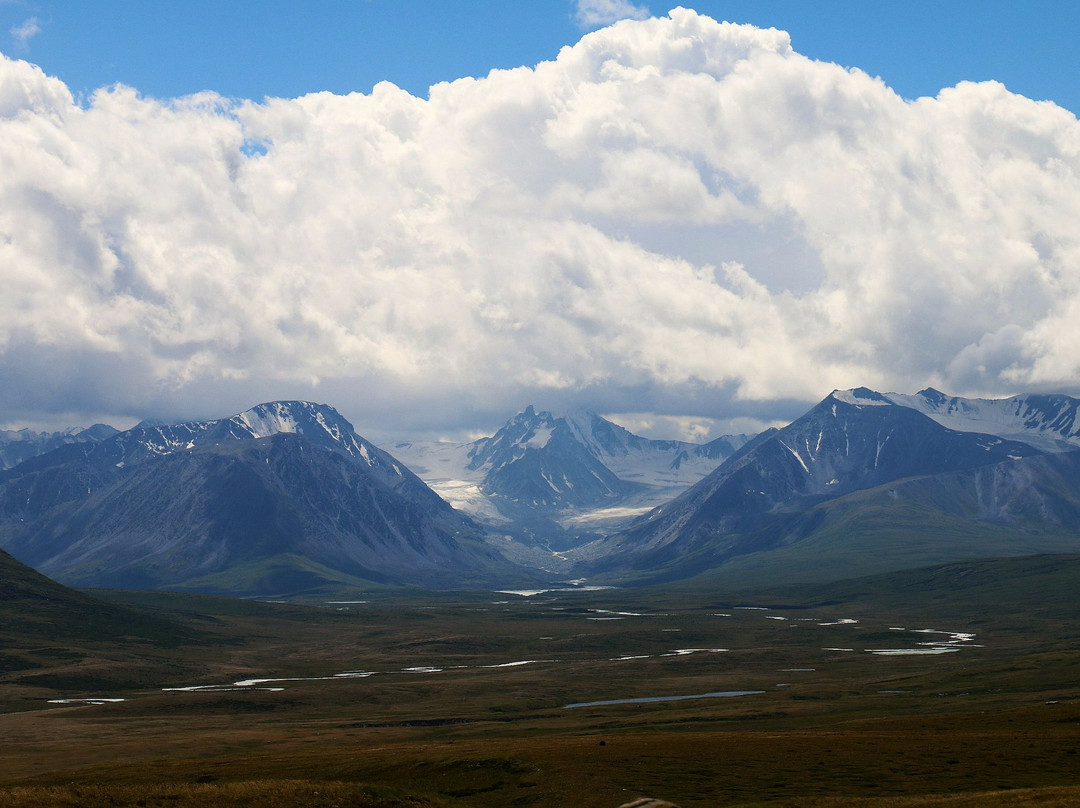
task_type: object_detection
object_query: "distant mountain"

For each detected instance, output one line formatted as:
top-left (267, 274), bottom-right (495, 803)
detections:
top-left (0, 401), bottom-right (422, 522)
top-left (89, 399), bottom-right (386, 468)
top-left (0, 402), bottom-right (535, 594)
top-left (391, 406), bottom-right (748, 512)
top-left (465, 406), bottom-right (635, 510)
top-left (386, 407), bottom-right (750, 555)
top-left (17, 388), bottom-right (1080, 594)
top-left (557, 409), bottom-right (747, 489)
top-left (576, 387), bottom-right (1050, 582)
top-left (883, 388), bottom-right (1080, 452)
top-left (0, 424), bottom-right (118, 470)
top-left (673, 448), bottom-right (1080, 590)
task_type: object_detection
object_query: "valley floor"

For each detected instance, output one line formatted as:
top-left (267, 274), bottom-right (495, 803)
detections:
top-left (4, 560), bottom-right (1080, 807)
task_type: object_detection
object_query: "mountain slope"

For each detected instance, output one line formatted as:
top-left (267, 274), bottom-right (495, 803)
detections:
top-left (576, 388), bottom-right (1045, 580)
top-left (465, 406), bottom-right (634, 510)
top-left (0, 547), bottom-right (188, 645)
top-left (670, 449), bottom-right (1080, 589)
top-left (0, 402), bottom-right (535, 594)
top-left (386, 406), bottom-right (751, 559)
top-left (0, 401), bottom-right (433, 526)
top-left (559, 409), bottom-right (746, 488)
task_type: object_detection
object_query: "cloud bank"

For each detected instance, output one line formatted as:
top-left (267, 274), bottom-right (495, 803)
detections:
top-left (2, 8), bottom-right (1080, 437)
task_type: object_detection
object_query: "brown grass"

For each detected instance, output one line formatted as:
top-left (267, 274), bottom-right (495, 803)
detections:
top-left (4, 584), bottom-right (1080, 807)
top-left (759, 786), bottom-right (1080, 807)
top-left (0, 781), bottom-right (443, 808)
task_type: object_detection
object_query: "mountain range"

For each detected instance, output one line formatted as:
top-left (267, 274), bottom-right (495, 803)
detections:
top-left (0, 402), bottom-right (531, 594)
top-left (5, 387), bottom-right (1080, 595)
top-left (573, 387), bottom-right (1080, 585)
top-left (882, 388), bottom-right (1080, 451)
top-left (0, 423), bottom-right (118, 471)
top-left (386, 406), bottom-right (748, 550)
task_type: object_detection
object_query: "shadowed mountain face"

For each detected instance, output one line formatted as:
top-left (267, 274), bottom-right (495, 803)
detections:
top-left (0, 402), bottom-right (534, 594)
top-left (575, 388), bottom-right (1069, 582)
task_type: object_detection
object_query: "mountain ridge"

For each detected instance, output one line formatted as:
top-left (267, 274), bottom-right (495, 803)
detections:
top-left (8, 387), bottom-right (1080, 593)
top-left (572, 387), bottom-right (1054, 582)
top-left (0, 401), bottom-right (539, 594)
top-left (881, 387), bottom-right (1080, 451)
top-left (0, 423), bottom-right (118, 471)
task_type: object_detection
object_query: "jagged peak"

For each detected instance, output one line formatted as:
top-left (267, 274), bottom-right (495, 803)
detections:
top-left (227, 401), bottom-right (382, 465)
top-left (133, 418), bottom-right (170, 429)
top-left (105, 400), bottom-right (388, 469)
top-left (915, 387), bottom-right (950, 406)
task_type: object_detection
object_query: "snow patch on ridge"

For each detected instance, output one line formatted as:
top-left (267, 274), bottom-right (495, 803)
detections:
top-left (525, 427), bottom-right (554, 450)
top-left (237, 402), bottom-right (300, 438)
top-left (885, 389), bottom-right (1080, 452)
top-left (830, 389), bottom-right (892, 407)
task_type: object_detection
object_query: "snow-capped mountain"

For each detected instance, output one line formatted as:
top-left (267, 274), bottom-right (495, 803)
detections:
top-left (0, 423), bottom-right (117, 470)
top-left (386, 407), bottom-right (750, 549)
top-left (465, 406), bottom-right (632, 510)
top-left (1, 401), bottom-right (426, 520)
top-left (882, 388), bottom-right (1080, 452)
top-left (99, 401), bottom-right (392, 469)
top-left (8, 388), bottom-right (1080, 592)
top-left (577, 387), bottom-right (1046, 579)
top-left (557, 409), bottom-right (747, 488)
top-left (0, 401), bottom-right (536, 593)
top-left (390, 406), bottom-right (751, 514)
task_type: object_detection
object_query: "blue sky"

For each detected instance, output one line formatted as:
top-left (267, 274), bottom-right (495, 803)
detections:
top-left (2, 1), bottom-right (1078, 112)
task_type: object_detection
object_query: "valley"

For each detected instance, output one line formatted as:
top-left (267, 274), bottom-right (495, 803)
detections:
top-left (4, 555), bottom-right (1080, 806)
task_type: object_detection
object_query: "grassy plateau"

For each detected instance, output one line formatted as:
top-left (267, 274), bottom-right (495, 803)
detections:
top-left (4, 554), bottom-right (1080, 806)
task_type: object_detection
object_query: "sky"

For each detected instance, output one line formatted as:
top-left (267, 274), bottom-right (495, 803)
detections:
top-left (2, 1), bottom-right (1080, 442)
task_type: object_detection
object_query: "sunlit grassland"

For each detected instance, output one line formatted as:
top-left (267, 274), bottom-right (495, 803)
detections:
top-left (3, 555), bottom-right (1080, 806)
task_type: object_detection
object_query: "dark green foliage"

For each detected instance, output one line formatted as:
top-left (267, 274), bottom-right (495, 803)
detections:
top-left (0, 548), bottom-right (190, 646)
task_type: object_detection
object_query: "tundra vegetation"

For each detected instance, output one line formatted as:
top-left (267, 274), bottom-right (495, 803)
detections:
top-left (4, 553), bottom-right (1080, 806)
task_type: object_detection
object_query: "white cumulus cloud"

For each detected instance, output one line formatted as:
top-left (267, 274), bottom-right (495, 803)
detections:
top-left (1, 8), bottom-right (1080, 438)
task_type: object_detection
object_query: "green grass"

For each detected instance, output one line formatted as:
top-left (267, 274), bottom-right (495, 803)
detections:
top-left (672, 497), bottom-right (1080, 590)
top-left (163, 552), bottom-right (390, 598)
